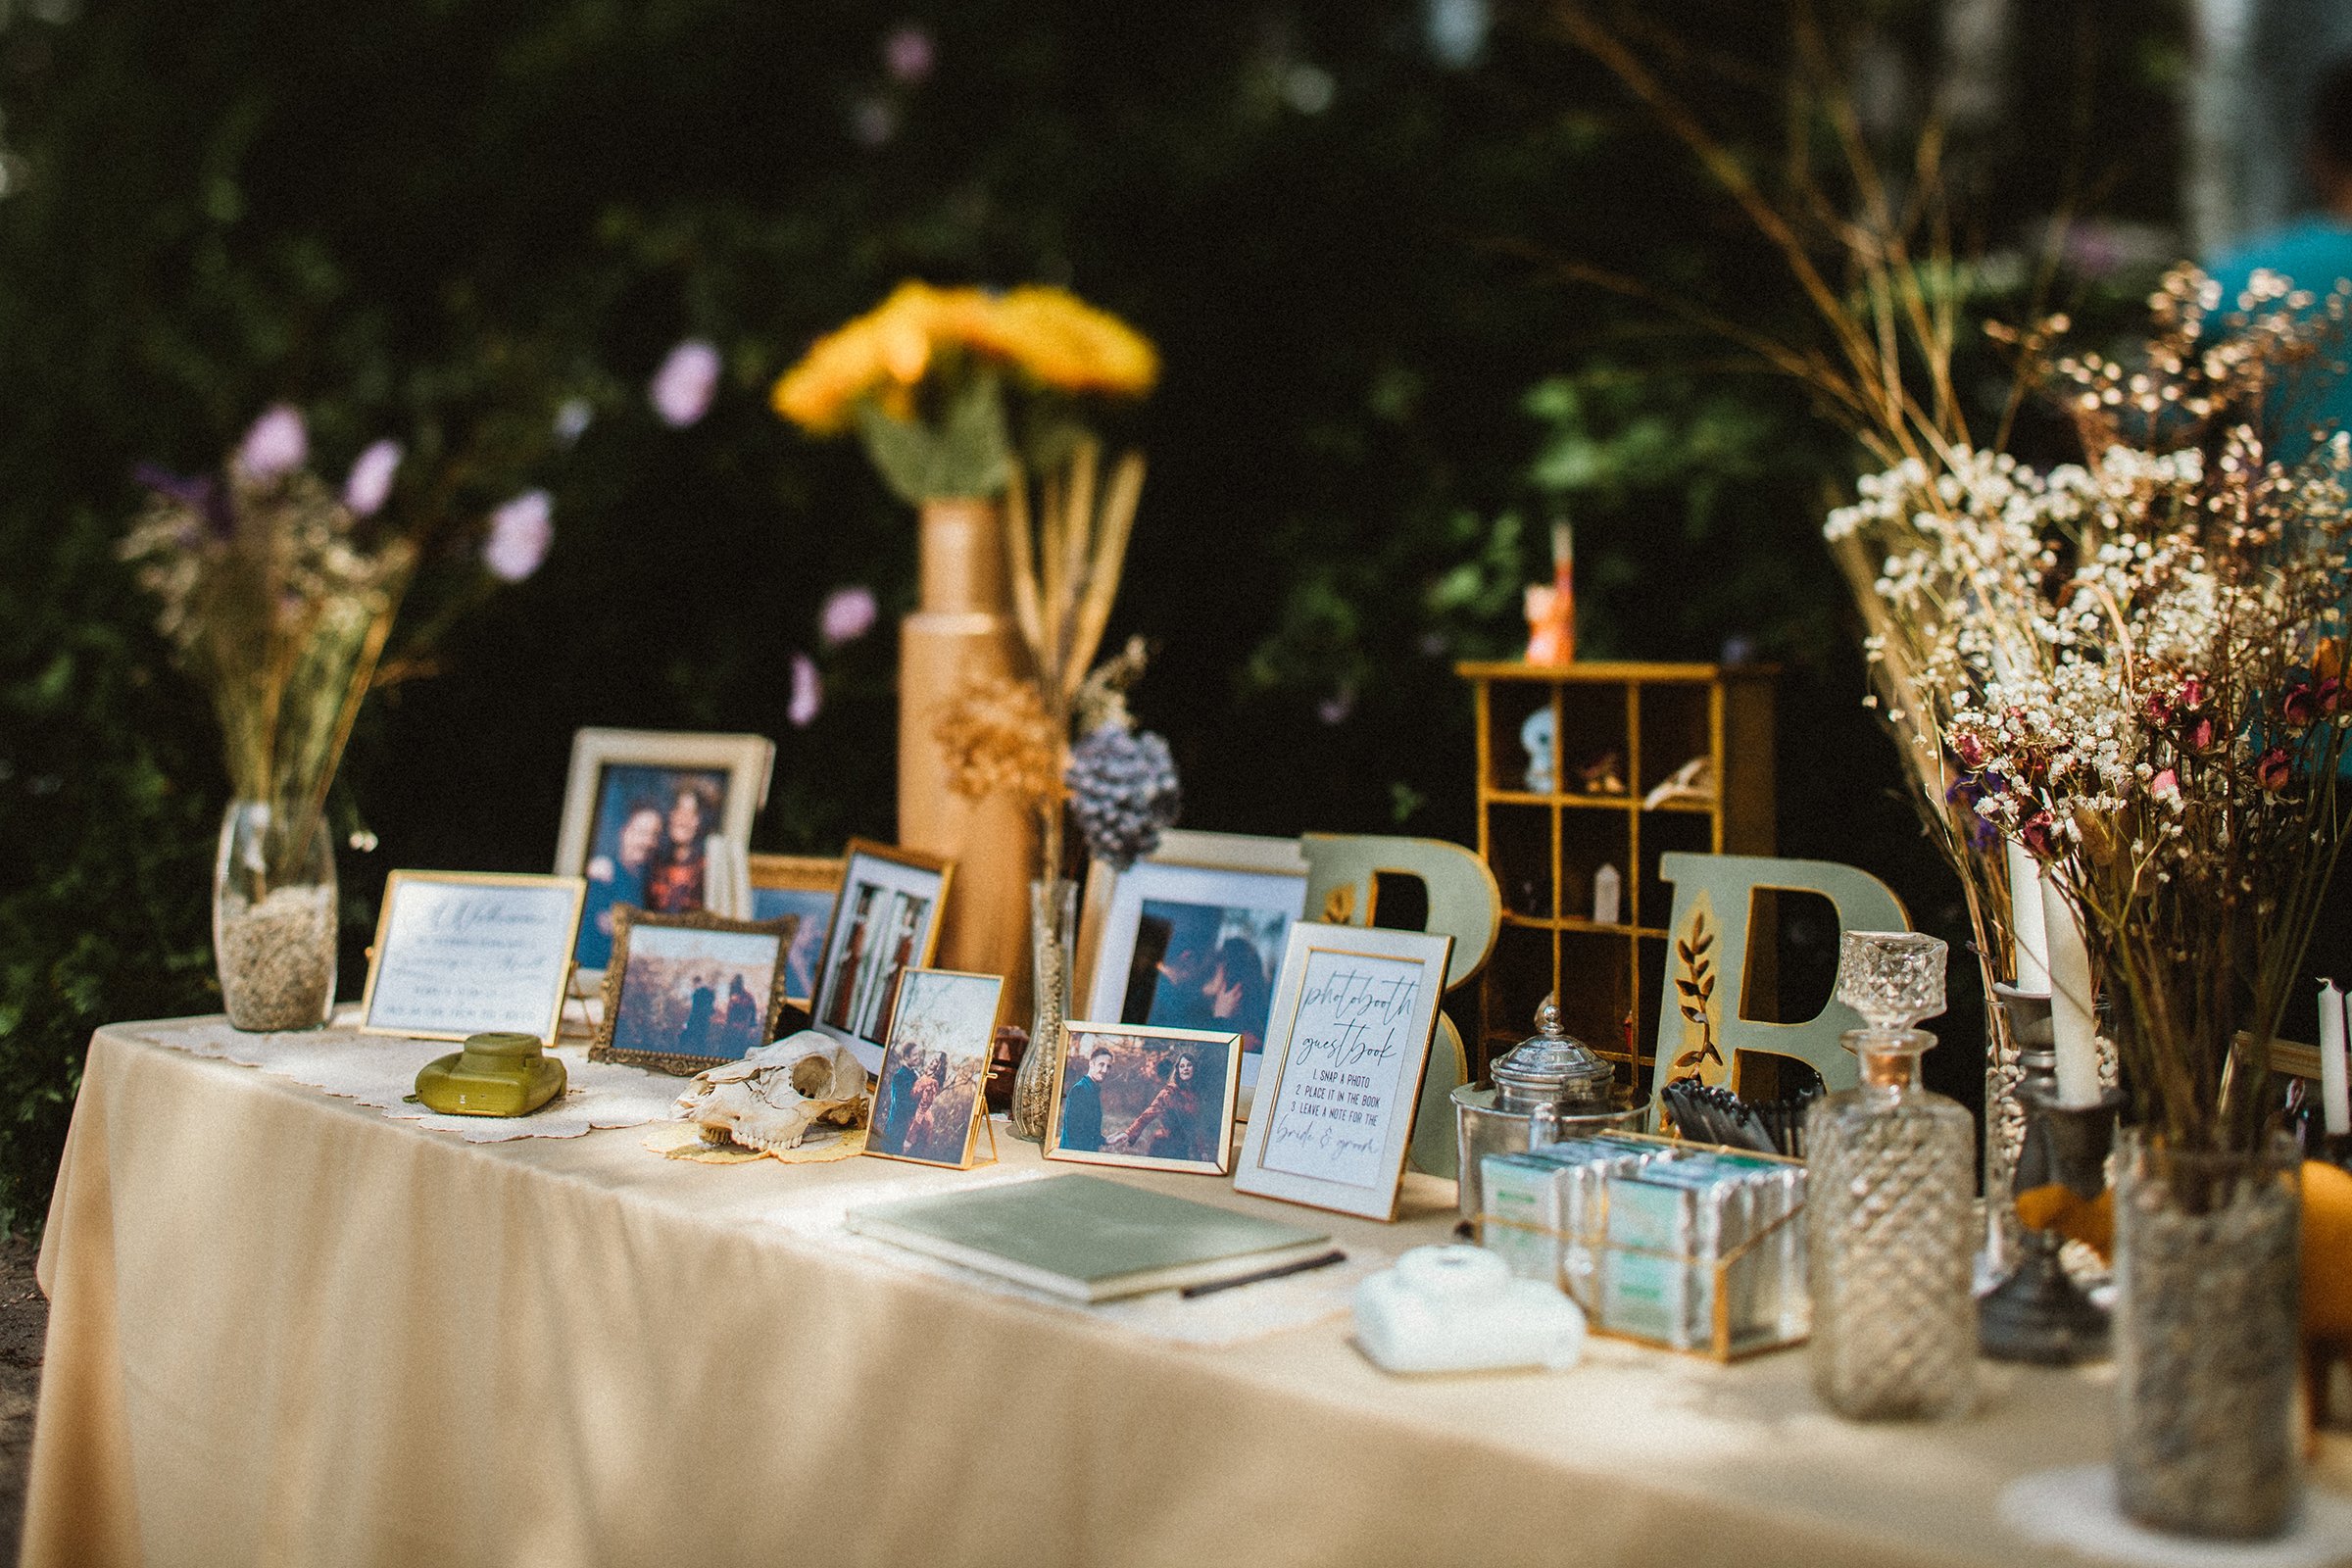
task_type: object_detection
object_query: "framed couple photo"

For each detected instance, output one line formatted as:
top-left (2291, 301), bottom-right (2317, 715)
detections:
top-left (865, 968), bottom-right (1002, 1170)
top-left (555, 727), bottom-right (776, 976)
top-left (1076, 830), bottom-right (1309, 1106)
top-left (590, 906), bottom-right (797, 1075)
top-left (1044, 1022), bottom-right (1244, 1176)
top-left (810, 839), bottom-right (953, 1074)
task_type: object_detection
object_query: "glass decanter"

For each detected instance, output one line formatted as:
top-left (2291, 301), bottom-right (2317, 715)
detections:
top-left (1805, 930), bottom-right (1976, 1420)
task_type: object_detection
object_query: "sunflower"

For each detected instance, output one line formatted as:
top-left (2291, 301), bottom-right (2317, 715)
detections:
top-left (771, 282), bottom-right (1155, 435)
top-left (966, 287), bottom-right (1158, 397)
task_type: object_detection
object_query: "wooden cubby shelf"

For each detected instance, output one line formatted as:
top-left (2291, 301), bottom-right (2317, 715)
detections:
top-left (1458, 660), bottom-right (1776, 1095)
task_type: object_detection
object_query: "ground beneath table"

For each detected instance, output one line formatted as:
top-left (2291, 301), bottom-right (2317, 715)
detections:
top-left (0, 1236), bottom-right (46, 1561)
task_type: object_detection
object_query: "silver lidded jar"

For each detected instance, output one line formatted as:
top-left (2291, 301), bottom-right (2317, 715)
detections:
top-left (1451, 995), bottom-right (1639, 1225)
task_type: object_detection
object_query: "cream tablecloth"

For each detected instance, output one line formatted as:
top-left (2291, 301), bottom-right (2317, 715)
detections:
top-left (19, 1017), bottom-right (2253, 1568)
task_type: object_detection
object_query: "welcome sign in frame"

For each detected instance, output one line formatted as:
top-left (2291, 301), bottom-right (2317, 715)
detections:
top-left (1232, 921), bottom-right (1453, 1221)
top-left (359, 871), bottom-right (588, 1046)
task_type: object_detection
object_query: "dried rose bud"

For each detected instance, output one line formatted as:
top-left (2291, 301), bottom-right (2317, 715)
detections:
top-left (2020, 809), bottom-right (2057, 858)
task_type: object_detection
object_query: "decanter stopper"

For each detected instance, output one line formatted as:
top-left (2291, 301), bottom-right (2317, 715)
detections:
top-left (1835, 931), bottom-right (1948, 1034)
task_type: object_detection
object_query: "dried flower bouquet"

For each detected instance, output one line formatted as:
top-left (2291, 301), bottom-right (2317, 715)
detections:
top-left (1907, 271), bottom-right (2352, 1157)
top-left (122, 418), bottom-right (416, 890)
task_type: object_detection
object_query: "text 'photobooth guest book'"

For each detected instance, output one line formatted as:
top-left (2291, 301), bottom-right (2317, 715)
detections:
top-left (844, 1174), bottom-right (1331, 1302)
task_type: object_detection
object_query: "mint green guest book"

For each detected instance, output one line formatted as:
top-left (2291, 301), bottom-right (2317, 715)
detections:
top-left (845, 1175), bottom-right (1332, 1302)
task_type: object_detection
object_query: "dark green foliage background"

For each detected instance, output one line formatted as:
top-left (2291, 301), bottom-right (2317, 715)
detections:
top-left (0, 0), bottom-right (2185, 1231)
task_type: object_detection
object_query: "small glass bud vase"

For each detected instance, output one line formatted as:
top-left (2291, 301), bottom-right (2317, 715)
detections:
top-left (1805, 931), bottom-right (1976, 1421)
top-left (1008, 876), bottom-right (1078, 1142)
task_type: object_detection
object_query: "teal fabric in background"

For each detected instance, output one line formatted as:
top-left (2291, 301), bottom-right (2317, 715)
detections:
top-left (2209, 218), bottom-right (2352, 457)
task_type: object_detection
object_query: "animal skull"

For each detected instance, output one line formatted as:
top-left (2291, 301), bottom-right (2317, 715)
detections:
top-left (672, 1032), bottom-right (870, 1153)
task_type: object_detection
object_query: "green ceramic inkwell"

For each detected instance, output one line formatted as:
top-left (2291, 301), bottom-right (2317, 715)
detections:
top-left (415, 1032), bottom-right (566, 1117)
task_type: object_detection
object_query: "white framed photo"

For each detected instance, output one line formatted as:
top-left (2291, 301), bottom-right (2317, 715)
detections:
top-left (358, 871), bottom-right (587, 1046)
top-left (553, 727), bottom-right (776, 977)
top-left (1076, 829), bottom-right (1308, 1102)
top-left (1232, 922), bottom-right (1454, 1221)
top-left (809, 838), bottom-right (955, 1074)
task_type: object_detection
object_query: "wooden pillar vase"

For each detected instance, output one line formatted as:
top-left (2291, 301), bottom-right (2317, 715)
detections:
top-left (898, 497), bottom-right (1038, 1013)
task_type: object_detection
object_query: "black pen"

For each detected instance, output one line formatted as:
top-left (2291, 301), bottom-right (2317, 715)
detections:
top-left (1181, 1249), bottom-right (1348, 1298)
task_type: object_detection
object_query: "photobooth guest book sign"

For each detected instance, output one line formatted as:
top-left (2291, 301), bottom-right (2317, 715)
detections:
top-left (359, 871), bottom-right (588, 1046)
top-left (1234, 922), bottom-right (1452, 1220)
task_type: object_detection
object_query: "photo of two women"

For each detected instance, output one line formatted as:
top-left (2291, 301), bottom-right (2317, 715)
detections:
top-left (576, 764), bottom-right (728, 968)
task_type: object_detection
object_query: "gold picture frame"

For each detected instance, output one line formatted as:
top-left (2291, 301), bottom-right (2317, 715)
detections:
top-left (808, 838), bottom-right (956, 1074)
top-left (590, 906), bottom-right (798, 1075)
top-left (746, 853), bottom-right (845, 1009)
top-left (1044, 1022), bottom-right (1244, 1176)
top-left (863, 967), bottom-right (1004, 1170)
top-left (358, 870), bottom-right (587, 1046)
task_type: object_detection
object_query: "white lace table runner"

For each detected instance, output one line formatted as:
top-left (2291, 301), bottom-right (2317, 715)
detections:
top-left (132, 1015), bottom-right (679, 1143)
top-left (757, 1156), bottom-right (1391, 1349)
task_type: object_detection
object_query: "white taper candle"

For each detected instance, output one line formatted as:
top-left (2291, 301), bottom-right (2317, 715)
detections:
top-left (2041, 880), bottom-right (2100, 1107)
top-left (2322, 978), bottom-right (2349, 1137)
top-left (2005, 837), bottom-right (2050, 995)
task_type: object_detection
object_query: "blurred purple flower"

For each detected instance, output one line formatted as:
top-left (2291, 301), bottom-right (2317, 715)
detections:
top-left (342, 440), bottom-right (403, 518)
top-left (650, 339), bottom-right (722, 428)
top-left (132, 463), bottom-right (231, 537)
top-left (1943, 776), bottom-right (1999, 852)
top-left (1316, 682), bottom-right (1356, 725)
top-left (788, 653), bottom-right (822, 728)
top-left (235, 404), bottom-right (308, 479)
top-left (882, 24), bottom-right (934, 84)
top-left (483, 490), bottom-right (554, 582)
top-left (819, 585), bottom-right (879, 647)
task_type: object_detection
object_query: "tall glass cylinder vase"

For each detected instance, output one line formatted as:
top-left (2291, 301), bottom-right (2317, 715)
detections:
top-left (1009, 876), bottom-right (1078, 1142)
top-left (2112, 1131), bottom-right (2302, 1540)
top-left (214, 799), bottom-right (338, 1032)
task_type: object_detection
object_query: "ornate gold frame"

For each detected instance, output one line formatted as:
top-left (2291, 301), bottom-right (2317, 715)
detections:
top-left (590, 906), bottom-right (798, 1075)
